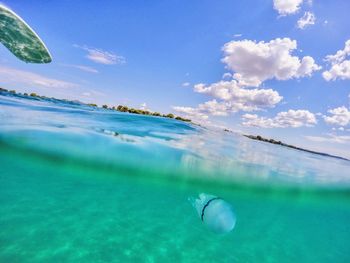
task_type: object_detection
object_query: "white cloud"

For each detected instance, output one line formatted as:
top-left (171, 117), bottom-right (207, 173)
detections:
top-left (273, 0), bottom-right (304, 16)
top-left (323, 106), bottom-right (350, 126)
top-left (173, 38), bottom-right (317, 124)
top-left (323, 60), bottom-right (350, 81)
top-left (323, 40), bottom-right (350, 81)
top-left (74, 45), bottom-right (125, 65)
top-left (74, 65), bottom-right (98, 73)
top-left (174, 100), bottom-right (238, 122)
top-left (172, 105), bottom-right (210, 122)
top-left (233, 34), bottom-right (242, 38)
top-left (222, 38), bottom-right (321, 87)
top-left (242, 109), bottom-right (317, 128)
top-left (174, 98), bottom-right (258, 123)
top-left (0, 65), bottom-right (78, 88)
top-left (174, 80), bottom-right (283, 123)
top-left (182, 82), bottom-right (190, 87)
top-left (297, 12), bottom-right (316, 29)
top-left (222, 72), bottom-right (232, 79)
top-left (324, 40), bottom-right (350, 64)
top-left (174, 37), bottom-right (320, 125)
top-left (194, 80), bottom-right (282, 110)
top-left (63, 64), bottom-right (98, 73)
top-left (197, 100), bottom-right (231, 116)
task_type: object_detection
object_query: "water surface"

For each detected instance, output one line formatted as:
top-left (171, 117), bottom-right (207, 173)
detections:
top-left (1, 93), bottom-right (349, 262)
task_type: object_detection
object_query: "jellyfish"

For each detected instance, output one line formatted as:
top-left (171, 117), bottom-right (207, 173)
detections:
top-left (189, 193), bottom-right (236, 234)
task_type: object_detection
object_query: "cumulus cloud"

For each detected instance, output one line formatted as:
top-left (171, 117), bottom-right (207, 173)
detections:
top-left (174, 98), bottom-right (268, 122)
top-left (297, 12), bottom-right (316, 29)
top-left (174, 99), bottom-right (256, 122)
top-left (194, 80), bottom-right (282, 109)
top-left (273, 0), bottom-right (304, 16)
top-left (222, 38), bottom-right (321, 87)
top-left (323, 61), bottom-right (350, 81)
top-left (174, 100), bottom-right (234, 123)
top-left (324, 40), bottom-right (350, 64)
top-left (74, 44), bottom-right (125, 65)
top-left (0, 65), bottom-right (78, 88)
top-left (242, 109), bottom-right (317, 128)
top-left (222, 72), bottom-right (232, 79)
top-left (323, 40), bottom-right (350, 81)
top-left (172, 105), bottom-right (210, 122)
top-left (323, 106), bottom-right (350, 126)
top-left (174, 81), bottom-right (283, 122)
top-left (174, 37), bottom-right (321, 124)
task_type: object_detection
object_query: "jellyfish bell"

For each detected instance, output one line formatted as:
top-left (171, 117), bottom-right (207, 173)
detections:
top-left (0, 4), bottom-right (52, 63)
top-left (190, 193), bottom-right (236, 234)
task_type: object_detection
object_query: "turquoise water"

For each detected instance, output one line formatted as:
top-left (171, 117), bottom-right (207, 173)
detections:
top-left (1, 93), bottom-right (350, 262)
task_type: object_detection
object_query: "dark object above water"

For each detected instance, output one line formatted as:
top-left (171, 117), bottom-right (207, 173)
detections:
top-left (0, 5), bottom-right (52, 63)
top-left (244, 134), bottom-right (349, 162)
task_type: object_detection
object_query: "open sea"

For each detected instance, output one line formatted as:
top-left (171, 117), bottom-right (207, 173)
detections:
top-left (0, 92), bottom-right (350, 262)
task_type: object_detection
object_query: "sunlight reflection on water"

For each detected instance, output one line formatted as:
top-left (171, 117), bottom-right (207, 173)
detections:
top-left (1, 93), bottom-right (350, 189)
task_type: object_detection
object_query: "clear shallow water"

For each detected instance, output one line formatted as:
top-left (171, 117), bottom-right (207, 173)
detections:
top-left (1, 93), bottom-right (350, 262)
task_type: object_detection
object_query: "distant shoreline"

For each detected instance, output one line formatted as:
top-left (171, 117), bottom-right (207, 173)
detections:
top-left (244, 134), bottom-right (349, 162)
top-left (0, 88), bottom-right (192, 123)
top-left (2, 88), bottom-right (348, 162)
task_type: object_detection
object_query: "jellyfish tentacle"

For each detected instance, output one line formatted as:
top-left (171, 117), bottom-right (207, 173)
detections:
top-left (190, 193), bottom-right (236, 234)
top-left (201, 197), bottom-right (221, 221)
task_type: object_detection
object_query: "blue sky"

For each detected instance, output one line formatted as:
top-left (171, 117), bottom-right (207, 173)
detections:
top-left (0, 0), bottom-right (350, 158)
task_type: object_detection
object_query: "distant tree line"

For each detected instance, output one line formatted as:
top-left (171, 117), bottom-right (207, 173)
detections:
top-left (0, 88), bottom-right (192, 123)
top-left (98, 104), bottom-right (191, 122)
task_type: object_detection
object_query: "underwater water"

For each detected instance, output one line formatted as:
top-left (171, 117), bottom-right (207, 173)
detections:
top-left (0, 92), bottom-right (350, 263)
